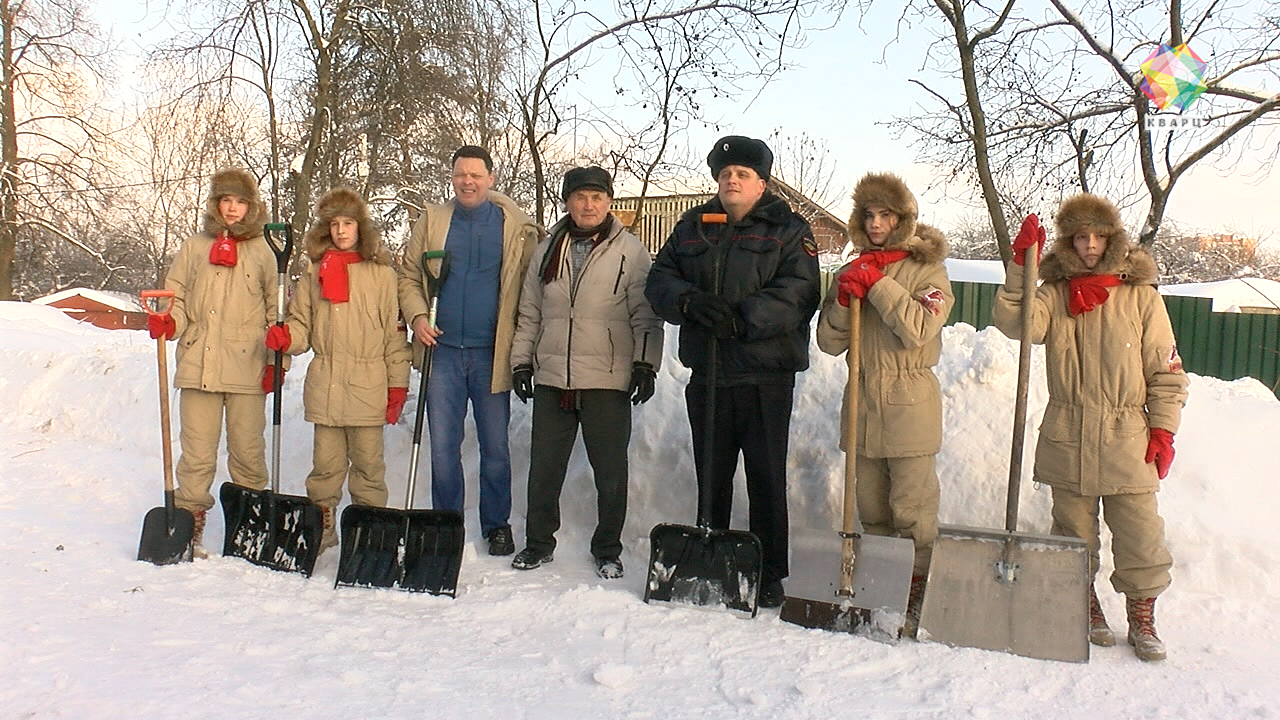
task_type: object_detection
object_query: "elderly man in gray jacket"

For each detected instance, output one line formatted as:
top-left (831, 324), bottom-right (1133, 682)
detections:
top-left (509, 166), bottom-right (664, 579)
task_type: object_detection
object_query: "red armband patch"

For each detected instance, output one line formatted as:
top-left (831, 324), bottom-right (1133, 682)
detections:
top-left (917, 287), bottom-right (946, 316)
top-left (1168, 345), bottom-right (1183, 373)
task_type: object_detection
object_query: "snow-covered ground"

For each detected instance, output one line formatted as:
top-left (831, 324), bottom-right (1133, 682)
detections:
top-left (2, 300), bottom-right (1279, 719)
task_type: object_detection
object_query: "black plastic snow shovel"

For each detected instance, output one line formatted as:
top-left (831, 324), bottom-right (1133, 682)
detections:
top-left (335, 250), bottom-right (465, 595)
top-left (917, 243), bottom-right (1090, 662)
top-left (138, 290), bottom-right (195, 565)
top-left (644, 213), bottom-right (763, 618)
top-left (780, 297), bottom-right (916, 638)
top-left (220, 222), bottom-right (324, 576)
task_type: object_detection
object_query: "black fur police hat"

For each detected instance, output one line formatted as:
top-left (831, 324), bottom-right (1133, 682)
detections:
top-left (707, 136), bottom-right (773, 181)
top-left (561, 166), bottom-right (614, 201)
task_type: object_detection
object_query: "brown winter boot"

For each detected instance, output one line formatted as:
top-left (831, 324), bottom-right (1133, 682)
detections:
top-left (1088, 585), bottom-right (1115, 647)
top-left (1126, 596), bottom-right (1167, 662)
top-left (319, 505), bottom-right (338, 553)
top-left (191, 509), bottom-right (209, 559)
top-left (902, 574), bottom-right (926, 639)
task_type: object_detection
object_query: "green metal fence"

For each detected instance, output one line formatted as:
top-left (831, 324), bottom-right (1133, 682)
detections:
top-left (819, 271), bottom-right (1280, 397)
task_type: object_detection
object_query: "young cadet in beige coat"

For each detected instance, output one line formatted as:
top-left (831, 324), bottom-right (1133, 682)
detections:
top-left (993, 195), bottom-right (1188, 661)
top-left (265, 188), bottom-right (411, 551)
top-left (154, 168), bottom-right (277, 557)
top-left (815, 173), bottom-right (953, 632)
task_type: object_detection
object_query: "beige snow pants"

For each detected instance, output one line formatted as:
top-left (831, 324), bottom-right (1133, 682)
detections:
top-left (305, 424), bottom-right (389, 510)
top-left (174, 388), bottom-right (268, 512)
top-left (855, 453), bottom-right (940, 574)
top-left (1050, 487), bottom-right (1172, 599)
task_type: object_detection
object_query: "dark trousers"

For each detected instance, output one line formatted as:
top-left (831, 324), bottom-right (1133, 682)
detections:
top-left (685, 382), bottom-right (793, 585)
top-left (524, 385), bottom-right (631, 559)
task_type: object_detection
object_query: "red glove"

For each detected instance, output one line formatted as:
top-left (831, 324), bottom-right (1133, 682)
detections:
top-left (386, 387), bottom-right (408, 424)
top-left (147, 313), bottom-right (176, 340)
top-left (265, 324), bottom-right (292, 352)
top-left (1012, 213), bottom-right (1046, 266)
top-left (1144, 428), bottom-right (1175, 479)
top-left (261, 365), bottom-right (285, 394)
top-left (836, 263), bottom-right (885, 306)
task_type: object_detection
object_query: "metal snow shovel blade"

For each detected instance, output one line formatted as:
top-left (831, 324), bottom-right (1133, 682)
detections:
top-left (780, 299), bottom-right (915, 639)
top-left (137, 290), bottom-right (195, 565)
top-left (644, 214), bottom-right (763, 618)
top-left (917, 245), bottom-right (1090, 663)
top-left (220, 222), bottom-right (325, 576)
top-left (336, 250), bottom-right (465, 596)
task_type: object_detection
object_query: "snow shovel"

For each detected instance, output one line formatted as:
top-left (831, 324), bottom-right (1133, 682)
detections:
top-left (220, 222), bottom-right (324, 576)
top-left (137, 290), bottom-right (195, 565)
top-left (644, 213), bottom-right (763, 618)
top-left (335, 250), bottom-right (465, 596)
top-left (917, 244), bottom-right (1090, 662)
top-left (780, 298), bottom-right (915, 638)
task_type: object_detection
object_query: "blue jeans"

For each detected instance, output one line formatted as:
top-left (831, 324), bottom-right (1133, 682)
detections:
top-left (425, 344), bottom-right (512, 534)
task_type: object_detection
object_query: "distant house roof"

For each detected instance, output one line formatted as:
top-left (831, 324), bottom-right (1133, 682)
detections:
top-left (33, 288), bottom-right (144, 313)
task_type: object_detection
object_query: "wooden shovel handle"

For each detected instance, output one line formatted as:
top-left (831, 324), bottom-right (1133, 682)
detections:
top-left (840, 299), bottom-right (862, 594)
top-left (141, 290), bottom-right (176, 496)
top-left (1006, 247), bottom-right (1038, 533)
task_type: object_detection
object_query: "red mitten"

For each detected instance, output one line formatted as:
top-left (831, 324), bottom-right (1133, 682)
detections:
top-left (1012, 213), bottom-right (1046, 266)
top-left (836, 263), bottom-right (885, 306)
top-left (1144, 428), bottom-right (1175, 479)
top-left (386, 387), bottom-right (408, 425)
top-left (265, 324), bottom-right (292, 352)
top-left (261, 365), bottom-right (285, 394)
top-left (147, 313), bottom-right (176, 340)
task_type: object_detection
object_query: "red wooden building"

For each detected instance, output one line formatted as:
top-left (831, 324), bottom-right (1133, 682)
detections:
top-left (32, 288), bottom-right (147, 331)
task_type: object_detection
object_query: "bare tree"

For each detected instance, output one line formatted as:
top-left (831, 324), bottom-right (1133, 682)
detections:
top-left (511, 0), bottom-right (838, 225)
top-left (0, 0), bottom-right (118, 299)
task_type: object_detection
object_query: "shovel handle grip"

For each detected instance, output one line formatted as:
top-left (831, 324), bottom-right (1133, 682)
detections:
top-left (140, 289), bottom-right (175, 317)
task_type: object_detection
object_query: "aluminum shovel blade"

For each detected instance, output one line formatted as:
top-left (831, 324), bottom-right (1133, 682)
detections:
top-left (780, 526), bottom-right (915, 637)
top-left (917, 524), bottom-right (1091, 662)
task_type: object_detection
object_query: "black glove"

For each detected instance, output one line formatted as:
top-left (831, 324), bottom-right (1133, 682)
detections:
top-left (629, 362), bottom-right (656, 405)
top-left (512, 364), bottom-right (533, 403)
top-left (682, 292), bottom-right (733, 330)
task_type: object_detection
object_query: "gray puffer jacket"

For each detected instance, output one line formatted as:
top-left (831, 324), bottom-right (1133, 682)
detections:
top-left (511, 214), bottom-right (663, 391)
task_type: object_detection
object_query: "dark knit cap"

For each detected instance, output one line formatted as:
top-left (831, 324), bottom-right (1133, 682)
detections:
top-left (707, 135), bottom-right (773, 181)
top-left (561, 166), bottom-right (614, 201)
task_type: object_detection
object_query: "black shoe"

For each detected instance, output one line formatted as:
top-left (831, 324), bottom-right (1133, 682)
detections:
top-left (487, 525), bottom-right (515, 556)
top-left (758, 580), bottom-right (784, 608)
top-left (594, 556), bottom-right (624, 579)
top-left (512, 547), bottom-right (553, 570)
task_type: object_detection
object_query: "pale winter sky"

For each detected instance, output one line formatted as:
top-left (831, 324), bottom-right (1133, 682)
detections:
top-left (99, 2), bottom-right (1280, 241)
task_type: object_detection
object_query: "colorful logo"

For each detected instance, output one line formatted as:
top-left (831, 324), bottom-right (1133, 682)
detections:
top-left (1139, 43), bottom-right (1207, 111)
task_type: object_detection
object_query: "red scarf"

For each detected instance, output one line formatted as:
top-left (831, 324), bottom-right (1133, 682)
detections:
top-left (1068, 274), bottom-right (1123, 316)
top-left (208, 231), bottom-right (242, 266)
top-left (318, 250), bottom-right (364, 303)
top-left (856, 248), bottom-right (912, 269)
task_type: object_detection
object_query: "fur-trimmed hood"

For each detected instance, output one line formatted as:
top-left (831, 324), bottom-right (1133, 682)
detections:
top-left (202, 168), bottom-right (267, 239)
top-left (845, 173), bottom-right (948, 263)
top-left (303, 187), bottom-right (390, 264)
top-left (1041, 193), bottom-right (1157, 285)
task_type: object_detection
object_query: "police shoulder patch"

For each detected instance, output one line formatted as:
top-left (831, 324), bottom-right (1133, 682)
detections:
top-left (802, 235), bottom-right (818, 257)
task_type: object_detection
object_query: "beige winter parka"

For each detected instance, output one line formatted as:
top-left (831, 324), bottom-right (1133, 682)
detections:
top-left (165, 170), bottom-right (276, 395)
top-left (279, 188), bottom-right (411, 427)
top-left (398, 191), bottom-right (539, 393)
top-left (816, 174), bottom-right (954, 458)
top-left (511, 214), bottom-right (664, 391)
top-left (992, 199), bottom-right (1188, 496)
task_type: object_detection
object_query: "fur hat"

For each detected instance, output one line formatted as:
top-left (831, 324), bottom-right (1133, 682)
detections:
top-left (847, 172), bottom-right (919, 251)
top-left (707, 136), bottom-right (773, 181)
top-left (561, 166), bottom-right (613, 201)
top-left (1041, 193), bottom-right (1143, 281)
top-left (202, 168), bottom-right (266, 239)
top-left (303, 187), bottom-right (388, 264)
